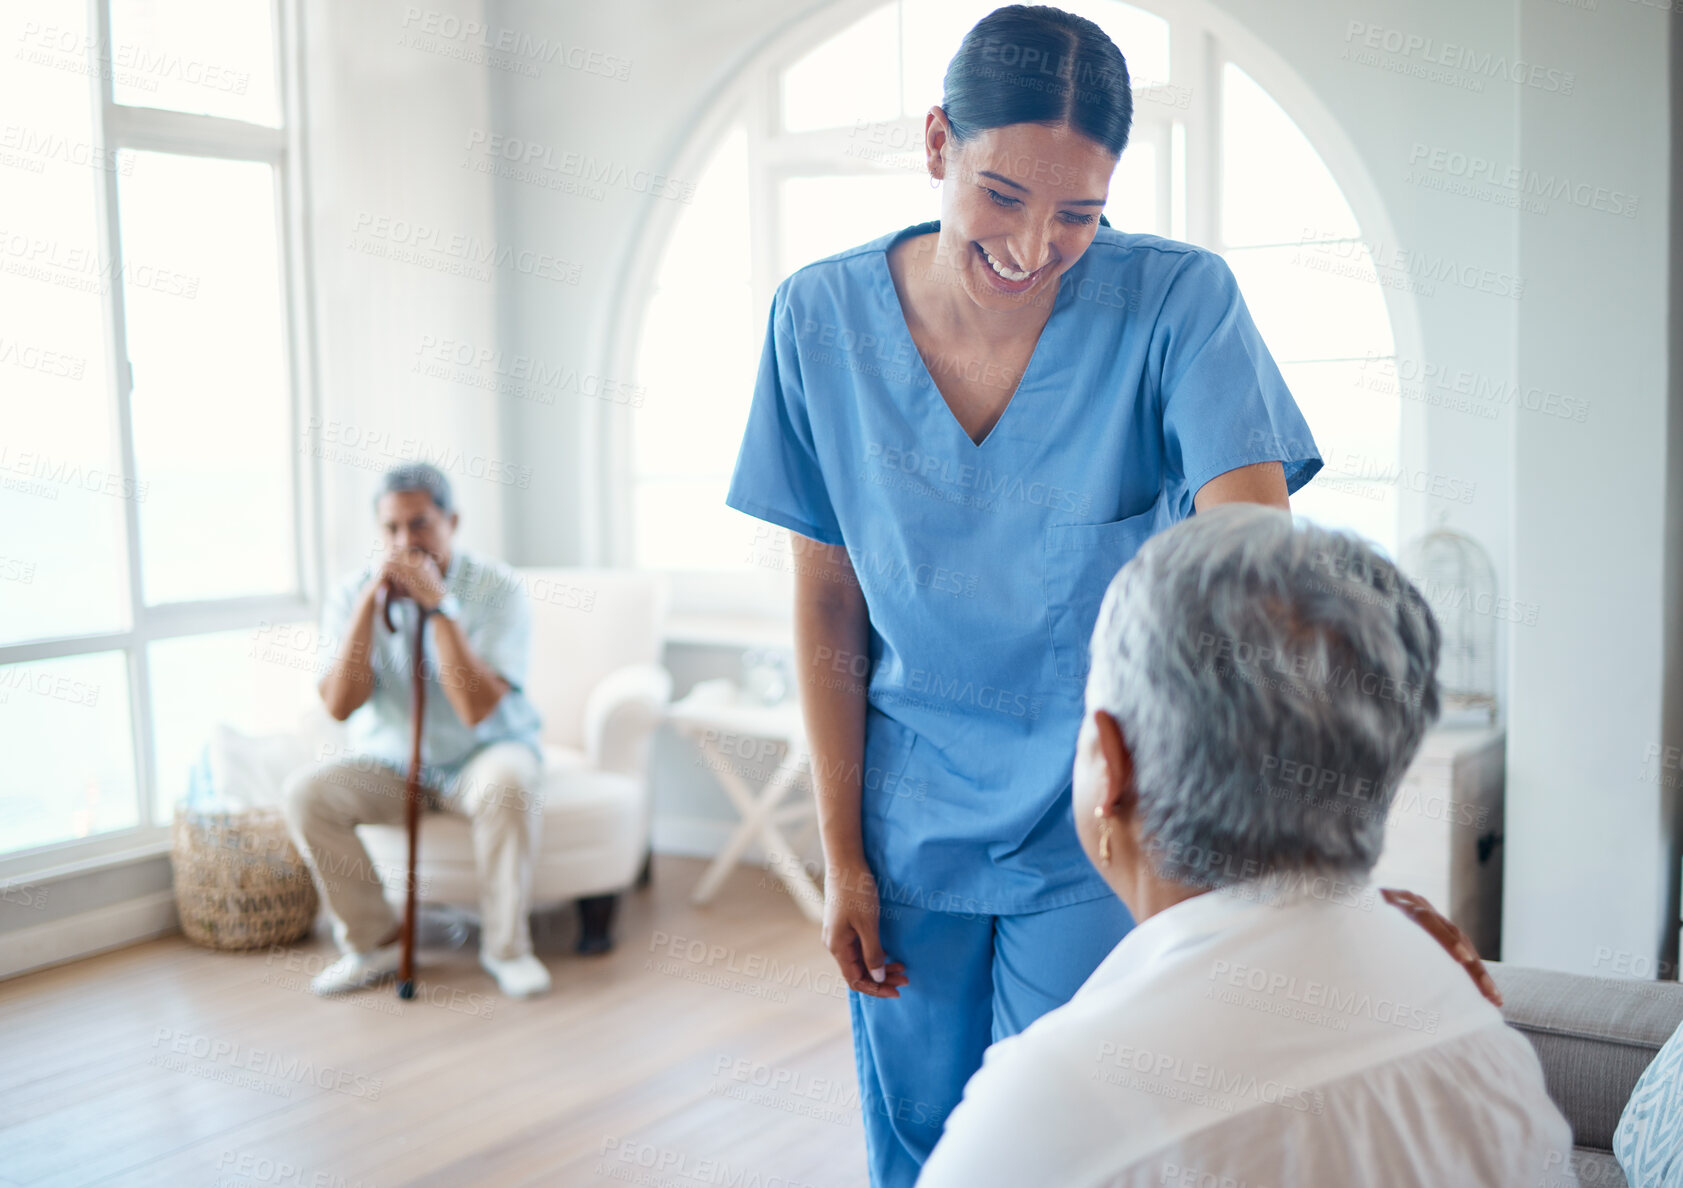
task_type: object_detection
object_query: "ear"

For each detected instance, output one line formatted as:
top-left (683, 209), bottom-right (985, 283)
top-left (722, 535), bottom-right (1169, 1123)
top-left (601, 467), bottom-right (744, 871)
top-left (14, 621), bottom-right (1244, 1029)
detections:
top-left (926, 107), bottom-right (950, 176)
top-left (1093, 709), bottom-right (1136, 821)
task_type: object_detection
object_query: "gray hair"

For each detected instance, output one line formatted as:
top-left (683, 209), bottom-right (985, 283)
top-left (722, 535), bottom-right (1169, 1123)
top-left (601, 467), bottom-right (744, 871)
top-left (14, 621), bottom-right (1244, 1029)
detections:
top-left (1085, 504), bottom-right (1440, 890)
top-left (374, 462), bottom-right (455, 516)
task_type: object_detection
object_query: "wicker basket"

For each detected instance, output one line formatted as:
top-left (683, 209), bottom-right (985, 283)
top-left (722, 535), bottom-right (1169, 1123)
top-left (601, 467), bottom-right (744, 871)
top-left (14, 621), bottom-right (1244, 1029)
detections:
top-left (171, 805), bottom-right (320, 950)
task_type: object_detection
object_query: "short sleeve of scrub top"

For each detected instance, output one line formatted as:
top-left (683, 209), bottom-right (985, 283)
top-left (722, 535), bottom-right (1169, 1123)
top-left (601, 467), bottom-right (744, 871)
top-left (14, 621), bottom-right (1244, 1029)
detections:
top-left (725, 286), bottom-right (845, 548)
top-left (726, 223), bottom-right (1323, 916)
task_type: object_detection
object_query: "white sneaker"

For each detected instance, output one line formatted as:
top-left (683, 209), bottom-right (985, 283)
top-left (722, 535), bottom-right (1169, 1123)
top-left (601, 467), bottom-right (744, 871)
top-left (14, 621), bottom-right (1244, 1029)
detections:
top-left (311, 942), bottom-right (403, 995)
top-left (479, 951), bottom-right (552, 998)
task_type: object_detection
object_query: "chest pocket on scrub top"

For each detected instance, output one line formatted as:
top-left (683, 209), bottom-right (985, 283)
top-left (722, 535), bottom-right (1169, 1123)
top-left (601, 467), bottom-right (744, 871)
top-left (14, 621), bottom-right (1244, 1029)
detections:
top-left (1043, 504), bottom-right (1163, 682)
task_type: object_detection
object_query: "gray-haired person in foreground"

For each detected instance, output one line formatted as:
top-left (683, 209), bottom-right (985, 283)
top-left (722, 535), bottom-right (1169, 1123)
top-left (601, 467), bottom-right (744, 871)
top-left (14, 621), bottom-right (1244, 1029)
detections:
top-left (918, 505), bottom-right (1577, 1187)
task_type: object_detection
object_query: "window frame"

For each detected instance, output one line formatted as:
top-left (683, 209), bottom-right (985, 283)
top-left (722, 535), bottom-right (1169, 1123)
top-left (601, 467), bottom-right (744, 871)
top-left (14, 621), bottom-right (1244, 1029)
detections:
top-left (0, 0), bottom-right (322, 881)
top-left (597, 0), bottom-right (1425, 613)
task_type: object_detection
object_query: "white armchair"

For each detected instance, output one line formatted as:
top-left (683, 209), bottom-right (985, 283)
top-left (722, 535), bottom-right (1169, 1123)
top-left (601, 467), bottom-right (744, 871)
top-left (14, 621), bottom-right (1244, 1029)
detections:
top-left (354, 567), bottom-right (671, 954)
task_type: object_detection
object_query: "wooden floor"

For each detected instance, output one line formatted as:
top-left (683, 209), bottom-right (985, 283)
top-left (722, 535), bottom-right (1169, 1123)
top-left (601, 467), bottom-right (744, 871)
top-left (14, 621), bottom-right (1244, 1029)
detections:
top-left (0, 856), bottom-right (867, 1187)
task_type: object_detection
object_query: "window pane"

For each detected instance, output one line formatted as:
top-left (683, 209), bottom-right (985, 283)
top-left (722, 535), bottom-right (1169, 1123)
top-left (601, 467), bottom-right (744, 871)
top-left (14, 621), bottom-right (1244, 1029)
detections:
top-left (900, 0), bottom-right (1016, 113)
top-left (148, 625), bottom-right (322, 824)
top-left (632, 122), bottom-right (755, 566)
top-left (1222, 63), bottom-right (1359, 247)
top-left (779, 173), bottom-right (935, 277)
top-left (1223, 243), bottom-right (1397, 363)
top-left (0, 653), bottom-right (137, 855)
top-left (117, 152), bottom-right (296, 604)
top-left (635, 479), bottom-right (775, 571)
top-left (1060, 0), bottom-right (1171, 88)
top-left (0, 5), bottom-right (130, 645)
top-left (782, 4), bottom-right (900, 132)
top-left (1279, 359), bottom-right (1400, 466)
top-left (1291, 481), bottom-right (1398, 561)
top-left (109, 0), bottom-right (281, 126)
top-left (634, 286), bottom-right (757, 481)
top-left (1111, 137), bottom-right (1157, 234)
top-left (653, 126), bottom-right (749, 290)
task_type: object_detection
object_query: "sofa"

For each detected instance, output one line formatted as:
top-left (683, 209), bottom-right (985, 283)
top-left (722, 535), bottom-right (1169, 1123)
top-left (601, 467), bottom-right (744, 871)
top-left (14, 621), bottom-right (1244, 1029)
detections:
top-left (345, 567), bottom-right (672, 955)
top-left (1491, 962), bottom-right (1683, 1186)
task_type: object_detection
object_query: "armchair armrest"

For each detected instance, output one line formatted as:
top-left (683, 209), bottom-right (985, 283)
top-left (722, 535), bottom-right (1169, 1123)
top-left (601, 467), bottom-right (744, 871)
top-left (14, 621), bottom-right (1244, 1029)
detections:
top-left (582, 662), bottom-right (673, 777)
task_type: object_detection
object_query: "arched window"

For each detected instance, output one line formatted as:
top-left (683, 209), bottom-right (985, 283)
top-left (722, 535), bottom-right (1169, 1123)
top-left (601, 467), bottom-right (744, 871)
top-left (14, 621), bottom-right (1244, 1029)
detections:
top-left (611, 0), bottom-right (1411, 596)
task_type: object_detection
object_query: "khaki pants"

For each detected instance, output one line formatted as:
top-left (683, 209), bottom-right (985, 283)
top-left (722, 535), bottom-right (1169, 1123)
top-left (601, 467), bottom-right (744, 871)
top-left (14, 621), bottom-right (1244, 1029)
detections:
top-left (280, 742), bottom-right (543, 961)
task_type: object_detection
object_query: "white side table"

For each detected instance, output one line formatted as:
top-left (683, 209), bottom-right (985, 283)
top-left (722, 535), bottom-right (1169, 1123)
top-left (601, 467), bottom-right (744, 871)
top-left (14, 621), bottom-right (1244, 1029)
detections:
top-left (666, 684), bottom-right (823, 922)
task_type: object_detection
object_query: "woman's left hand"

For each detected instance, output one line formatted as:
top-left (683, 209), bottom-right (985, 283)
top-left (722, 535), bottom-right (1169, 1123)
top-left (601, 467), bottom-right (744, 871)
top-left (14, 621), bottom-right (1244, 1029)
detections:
top-left (1381, 887), bottom-right (1502, 1008)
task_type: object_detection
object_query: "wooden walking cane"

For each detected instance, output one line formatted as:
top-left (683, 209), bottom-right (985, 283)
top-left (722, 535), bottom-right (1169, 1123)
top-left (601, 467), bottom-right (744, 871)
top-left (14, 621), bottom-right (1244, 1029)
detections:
top-left (378, 580), bottom-right (427, 1001)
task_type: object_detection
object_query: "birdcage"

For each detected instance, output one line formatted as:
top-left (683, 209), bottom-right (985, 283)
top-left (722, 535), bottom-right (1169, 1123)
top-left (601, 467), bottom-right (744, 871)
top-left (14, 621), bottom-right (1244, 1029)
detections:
top-left (1400, 520), bottom-right (1498, 725)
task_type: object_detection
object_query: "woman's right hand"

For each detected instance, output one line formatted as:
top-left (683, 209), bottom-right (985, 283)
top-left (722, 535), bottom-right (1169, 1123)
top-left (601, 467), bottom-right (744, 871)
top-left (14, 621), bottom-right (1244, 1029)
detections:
top-left (823, 858), bottom-right (908, 998)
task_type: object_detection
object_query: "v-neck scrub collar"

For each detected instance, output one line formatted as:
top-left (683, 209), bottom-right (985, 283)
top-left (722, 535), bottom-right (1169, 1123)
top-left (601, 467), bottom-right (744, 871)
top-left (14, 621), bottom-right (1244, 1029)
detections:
top-left (726, 221), bottom-right (1323, 915)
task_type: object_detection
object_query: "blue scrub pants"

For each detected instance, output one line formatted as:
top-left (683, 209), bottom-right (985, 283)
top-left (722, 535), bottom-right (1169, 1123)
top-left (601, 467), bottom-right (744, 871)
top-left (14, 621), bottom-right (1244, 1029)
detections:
top-left (848, 892), bottom-right (1136, 1187)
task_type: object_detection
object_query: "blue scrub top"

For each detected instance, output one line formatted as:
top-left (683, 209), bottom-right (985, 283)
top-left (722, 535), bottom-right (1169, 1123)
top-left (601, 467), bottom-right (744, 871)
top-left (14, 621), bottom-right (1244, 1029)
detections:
top-left (726, 220), bottom-right (1323, 915)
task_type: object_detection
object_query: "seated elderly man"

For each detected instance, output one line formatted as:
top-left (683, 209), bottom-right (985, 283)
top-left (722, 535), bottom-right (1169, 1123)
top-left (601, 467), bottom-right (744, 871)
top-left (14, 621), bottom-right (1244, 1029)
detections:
top-left (917, 505), bottom-right (1576, 1187)
top-left (282, 462), bottom-right (550, 999)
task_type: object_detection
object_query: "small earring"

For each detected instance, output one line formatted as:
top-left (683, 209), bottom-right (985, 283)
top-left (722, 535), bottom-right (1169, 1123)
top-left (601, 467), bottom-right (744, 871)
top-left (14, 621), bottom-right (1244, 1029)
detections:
top-left (928, 172), bottom-right (940, 189)
top-left (1093, 805), bottom-right (1113, 865)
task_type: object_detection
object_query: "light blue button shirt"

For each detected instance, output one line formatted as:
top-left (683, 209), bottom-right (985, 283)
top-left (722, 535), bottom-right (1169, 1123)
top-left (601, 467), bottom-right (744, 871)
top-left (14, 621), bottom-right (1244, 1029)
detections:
top-left (320, 545), bottom-right (543, 791)
top-left (726, 220), bottom-right (1323, 914)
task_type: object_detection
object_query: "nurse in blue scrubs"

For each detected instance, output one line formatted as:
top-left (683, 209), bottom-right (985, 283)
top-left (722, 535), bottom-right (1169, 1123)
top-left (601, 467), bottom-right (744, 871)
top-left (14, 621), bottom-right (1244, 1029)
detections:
top-left (725, 7), bottom-right (1322, 1186)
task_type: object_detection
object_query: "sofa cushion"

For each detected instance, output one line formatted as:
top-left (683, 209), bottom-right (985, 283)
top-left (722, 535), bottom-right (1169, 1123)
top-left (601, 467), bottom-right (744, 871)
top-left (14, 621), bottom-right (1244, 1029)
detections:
top-left (356, 766), bottom-right (646, 906)
top-left (1614, 1012), bottom-right (1683, 1187)
top-left (1491, 963), bottom-right (1683, 1153)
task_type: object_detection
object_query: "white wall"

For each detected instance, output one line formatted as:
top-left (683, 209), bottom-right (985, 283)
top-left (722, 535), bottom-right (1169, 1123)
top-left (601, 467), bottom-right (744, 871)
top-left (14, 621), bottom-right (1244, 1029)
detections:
top-left (302, 0), bottom-right (506, 581)
top-left (305, 0), bottom-right (1676, 974)
top-left (1507, 0), bottom-right (1675, 974)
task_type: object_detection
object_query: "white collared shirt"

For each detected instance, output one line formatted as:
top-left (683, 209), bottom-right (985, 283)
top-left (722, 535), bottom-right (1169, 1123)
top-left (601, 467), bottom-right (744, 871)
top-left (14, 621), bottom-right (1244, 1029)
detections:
top-left (917, 882), bottom-right (1578, 1188)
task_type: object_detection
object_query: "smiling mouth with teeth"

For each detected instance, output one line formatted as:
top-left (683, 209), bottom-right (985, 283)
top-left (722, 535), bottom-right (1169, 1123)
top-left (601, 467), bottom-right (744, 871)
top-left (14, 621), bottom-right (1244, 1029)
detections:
top-left (979, 244), bottom-right (1042, 283)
